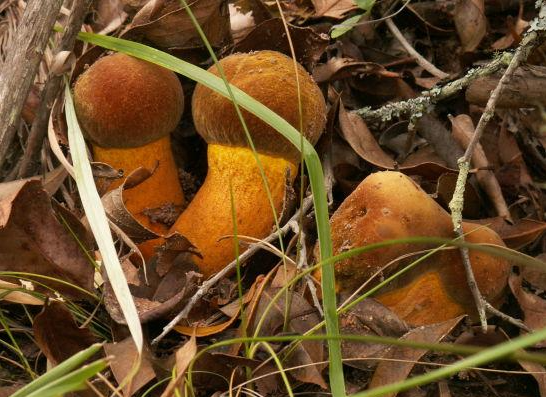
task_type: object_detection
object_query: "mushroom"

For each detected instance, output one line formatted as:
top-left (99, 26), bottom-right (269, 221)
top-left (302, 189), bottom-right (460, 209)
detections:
top-left (321, 171), bottom-right (510, 325)
top-left (170, 50), bottom-right (326, 277)
top-left (73, 53), bottom-right (185, 239)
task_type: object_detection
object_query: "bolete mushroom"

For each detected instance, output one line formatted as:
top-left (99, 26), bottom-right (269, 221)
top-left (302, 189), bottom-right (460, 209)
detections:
top-left (321, 171), bottom-right (510, 326)
top-left (73, 53), bottom-right (185, 238)
top-left (170, 50), bottom-right (326, 277)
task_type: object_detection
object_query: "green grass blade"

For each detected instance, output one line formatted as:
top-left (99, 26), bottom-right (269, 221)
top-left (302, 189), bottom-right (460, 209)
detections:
top-left (353, 326), bottom-right (546, 397)
top-left (74, 32), bottom-right (344, 396)
top-left (11, 343), bottom-right (103, 397)
top-left (64, 83), bottom-right (143, 354)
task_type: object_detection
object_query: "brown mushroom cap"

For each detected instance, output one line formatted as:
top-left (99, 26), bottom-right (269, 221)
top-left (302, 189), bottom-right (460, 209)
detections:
top-left (191, 50), bottom-right (326, 161)
top-left (74, 53), bottom-right (184, 149)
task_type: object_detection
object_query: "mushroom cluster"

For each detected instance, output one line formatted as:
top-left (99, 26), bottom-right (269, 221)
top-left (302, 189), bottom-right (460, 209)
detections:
top-left (320, 171), bottom-right (511, 325)
top-left (74, 50), bottom-right (326, 277)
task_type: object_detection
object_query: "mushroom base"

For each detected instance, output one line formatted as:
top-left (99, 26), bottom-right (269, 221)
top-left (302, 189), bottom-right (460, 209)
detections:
top-left (93, 135), bottom-right (185, 234)
top-left (170, 144), bottom-right (298, 277)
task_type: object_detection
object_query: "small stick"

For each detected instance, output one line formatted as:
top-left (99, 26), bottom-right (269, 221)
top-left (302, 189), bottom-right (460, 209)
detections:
top-left (0, 0), bottom-right (63, 170)
top-left (385, 18), bottom-right (449, 79)
top-left (449, 3), bottom-right (546, 332)
top-left (353, 54), bottom-right (510, 122)
top-left (18, 0), bottom-right (92, 178)
top-left (152, 196), bottom-right (314, 345)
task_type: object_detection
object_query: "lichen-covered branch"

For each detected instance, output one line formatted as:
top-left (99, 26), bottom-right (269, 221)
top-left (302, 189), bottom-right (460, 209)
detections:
top-left (353, 53), bottom-right (511, 122)
top-left (448, 0), bottom-right (546, 331)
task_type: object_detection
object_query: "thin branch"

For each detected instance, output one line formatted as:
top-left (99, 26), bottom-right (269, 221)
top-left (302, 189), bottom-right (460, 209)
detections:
top-left (152, 196), bottom-right (315, 345)
top-left (17, 0), bottom-right (92, 178)
top-left (353, 54), bottom-right (511, 122)
top-left (0, 0), bottom-right (63, 170)
top-left (385, 17), bottom-right (449, 79)
top-left (449, 2), bottom-right (546, 332)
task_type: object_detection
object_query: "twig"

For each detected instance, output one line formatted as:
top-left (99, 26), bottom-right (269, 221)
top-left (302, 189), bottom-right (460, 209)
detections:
top-left (353, 53), bottom-right (511, 122)
top-left (385, 18), bottom-right (449, 79)
top-left (17, 0), bottom-right (92, 178)
top-left (151, 196), bottom-right (315, 345)
top-left (449, 2), bottom-right (546, 332)
top-left (0, 0), bottom-right (63, 171)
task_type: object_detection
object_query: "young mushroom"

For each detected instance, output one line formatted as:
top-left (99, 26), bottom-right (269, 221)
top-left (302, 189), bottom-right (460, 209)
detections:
top-left (320, 171), bottom-right (510, 325)
top-left (73, 53), bottom-right (185, 240)
top-left (170, 50), bottom-right (326, 277)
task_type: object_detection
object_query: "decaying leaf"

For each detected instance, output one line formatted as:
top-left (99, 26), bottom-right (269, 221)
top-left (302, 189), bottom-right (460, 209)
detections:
top-left (0, 280), bottom-right (43, 305)
top-left (233, 18), bottom-right (329, 66)
top-left (33, 301), bottom-right (97, 366)
top-left (160, 335), bottom-right (197, 397)
top-left (340, 299), bottom-right (408, 370)
top-left (472, 217), bottom-right (546, 249)
top-left (124, 0), bottom-right (231, 49)
top-left (509, 273), bottom-right (546, 346)
top-left (369, 317), bottom-right (464, 395)
top-left (454, 0), bottom-right (487, 52)
top-left (103, 252), bottom-right (199, 324)
top-left (312, 0), bottom-right (357, 18)
top-left (250, 280), bottom-right (326, 388)
top-left (0, 180), bottom-right (94, 298)
top-left (104, 337), bottom-right (156, 396)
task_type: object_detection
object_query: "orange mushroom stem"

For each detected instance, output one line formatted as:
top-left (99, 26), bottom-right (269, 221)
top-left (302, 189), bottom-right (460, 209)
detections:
top-left (170, 50), bottom-right (327, 277)
top-left (320, 171), bottom-right (510, 326)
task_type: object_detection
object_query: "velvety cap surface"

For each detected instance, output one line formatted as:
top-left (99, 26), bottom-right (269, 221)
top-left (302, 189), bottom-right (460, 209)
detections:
top-left (192, 50), bottom-right (326, 160)
top-left (74, 53), bottom-right (184, 148)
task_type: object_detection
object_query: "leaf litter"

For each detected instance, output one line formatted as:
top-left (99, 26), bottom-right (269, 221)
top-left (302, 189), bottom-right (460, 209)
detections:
top-left (2, 0), bottom-right (546, 396)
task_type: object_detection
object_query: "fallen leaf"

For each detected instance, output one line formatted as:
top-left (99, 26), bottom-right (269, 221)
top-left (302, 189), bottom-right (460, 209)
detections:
top-left (369, 317), bottom-right (464, 395)
top-left (0, 180), bottom-right (94, 298)
top-left (340, 299), bottom-right (408, 370)
top-left (125, 0), bottom-right (231, 49)
top-left (338, 101), bottom-right (395, 169)
top-left (471, 217), bottom-right (546, 249)
top-left (492, 15), bottom-right (529, 50)
top-left (522, 254), bottom-right (546, 291)
top-left (509, 273), bottom-right (546, 346)
top-left (233, 18), bottom-right (329, 66)
top-left (451, 114), bottom-right (511, 220)
top-left (33, 301), bottom-right (97, 366)
top-left (104, 337), bottom-right (156, 396)
top-left (454, 0), bottom-right (487, 52)
top-left (160, 335), bottom-right (197, 397)
top-left (0, 280), bottom-right (43, 305)
top-left (312, 0), bottom-right (357, 18)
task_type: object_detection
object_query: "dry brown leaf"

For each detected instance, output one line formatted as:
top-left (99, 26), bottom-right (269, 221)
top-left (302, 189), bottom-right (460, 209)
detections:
top-left (91, 0), bottom-right (128, 34)
top-left (250, 276), bottom-right (326, 388)
top-left (338, 101), bottom-right (395, 169)
top-left (312, 0), bottom-right (357, 18)
top-left (104, 337), bottom-right (156, 396)
top-left (233, 18), bottom-right (329, 66)
top-left (340, 299), bottom-right (408, 370)
top-left (0, 180), bottom-right (94, 298)
top-left (369, 317), bottom-right (464, 396)
top-left (0, 280), bottom-right (43, 305)
top-left (519, 361), bottom-right (546, 397)
top-left (160, 335), bottom-right (197, 397)
top-left (450, 114), bottom-right (511, 220)
top-left (492, 16), bottom-right (529, 50)
top-left (454, 0), bottom-right (487, 52)
top-left (509, 273), bottom-right (546, 346)
top-left (33, 301), bottom-right (97, 366)
top-left (125, 0), bottom-right (231, 49)
top-left (471, 217), bottom-right (546, 249)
